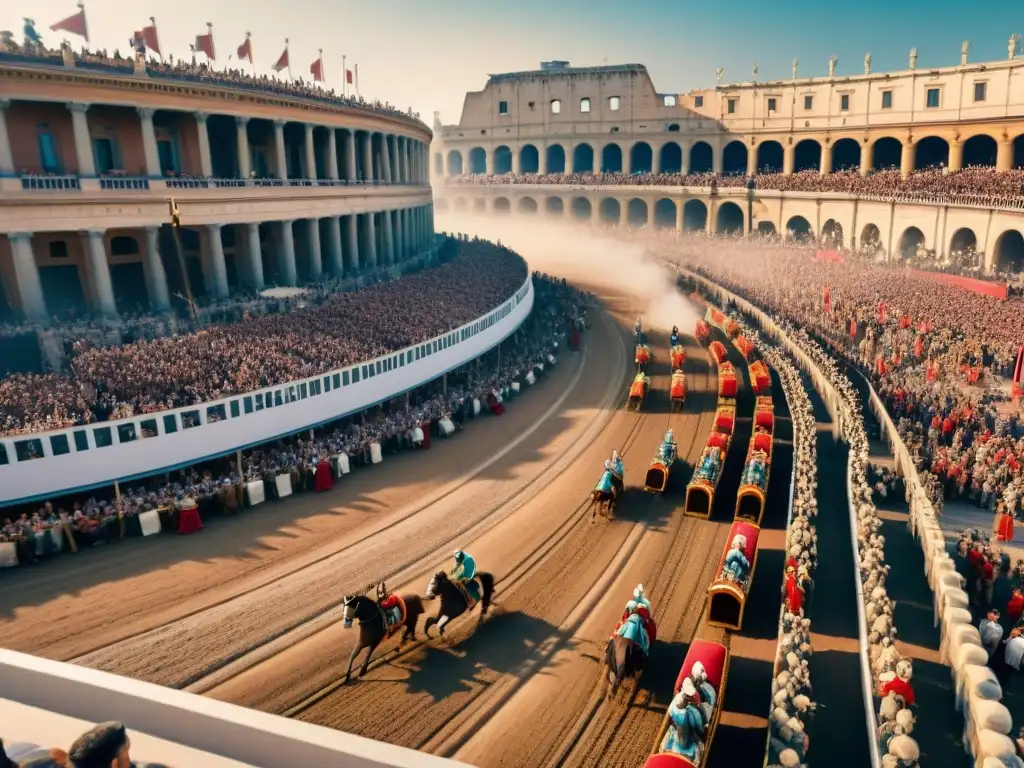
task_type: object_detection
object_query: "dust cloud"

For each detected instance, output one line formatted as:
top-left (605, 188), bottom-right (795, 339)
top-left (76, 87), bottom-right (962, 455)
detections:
top-left (437, 211), bottom-right (701, 333)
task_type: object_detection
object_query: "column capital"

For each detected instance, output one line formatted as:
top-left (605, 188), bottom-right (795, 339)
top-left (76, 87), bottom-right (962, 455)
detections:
top-left (86, 229), bottom-right (105, 239)
top-left (235, 116), bottom-right (251, 126)
top-left (67, 102), bottom-right (90, 114)
top-left (274, 118), bottom-right (287, 128)
top-left (207, 223), bottom-right (223, 232)
top-left (137, 107), bottom-right (156, 119)
top-left (8, 232), bottom-right (33, 242)
top-left (304, 123), bottom-right (314, 134)
top-left (195, 111), bottom-right (210, 123)
top-left (0, 99), bottom-right (11, 110)
top-left (144, 225), bottom-right (160, 236)
top-left (281, 218), bottom-right (294, 226)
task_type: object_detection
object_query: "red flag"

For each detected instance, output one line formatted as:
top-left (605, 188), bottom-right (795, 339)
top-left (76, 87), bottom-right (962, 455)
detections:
top-left (310, 55), bottom-right (324, 82)
top-left (237, 35), bottom-right (253, 63)
top-left (195, 29), bottom-right (215, 60)
top-left (346, 69), bottom-right (353, 84)
top-left (823, 286), bottom-right (832, 313)
top-left (51, 3), bottom-right (89, 41)
top-left (134, 25), bottom-right (160, 55)
top-left (272, 48), bottom-right (290, 73)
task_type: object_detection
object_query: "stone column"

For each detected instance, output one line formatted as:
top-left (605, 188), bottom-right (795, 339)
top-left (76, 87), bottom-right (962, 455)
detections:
top-left (304, 124), bottom-right (317, 180)
top-left (344, 214), bottom-right (360, 271)
top-left (711, 142), bottom-right (723, 175)
top-left (274, 119), bottom-right (288, 179)
top-left (344, 130), bottom-right (357, 182)
top-left (143, 226), bottom-right (170, 311)
top-left (382, 210), bottom-right (396, 264)
top-left (306, 218), bottom-right (323, 280)
top-left (0, 100), bottom-right (13, 177)
top-left (900, 140), bottom-right (915, 179)
top-left (675, 201), bottom-right (684, 232)
top-left (948, 140), bottom-right (964, 172)
top-left (622, 144), bottom-right (632, 175)
top-left (782, 143), bottom-right (795, 175)
top-left (206, 224), bottom-right (229, 298)
top-left (706, 200), bottom-right (716, 234)
top-left (652, 144), bottom-right (661, 175)
top-left (236, 117), bottom-right (251, 179)
top-left (821, 142), bottom-right (833, 175)
top-left (680, 141), bottom-right (691, 175)
top-left (997, 140), bottom-right (1013, 172)
top-left (363, 213), bottom-right (378, 267)
top-left (485, 147), bottom-right (494, 175)
top-left (67, 103), bottom-right (96, 177)
top-left (618, 202), bottom-right (628, 227)
top-left (326, 216), bottom-right (343, 275)
top-left (512, 146), bottom-right (521, 175)
top-left (279, 220), bottom-right (298, 285)
top-left (401, 138), bottom-right (410, 182)
top-left (746, 146), bottom-right (757, 177)
top-left (538, 144), bottom-right (548, 175)
top-left (362, 132), bottom-right (374, 181)
top-left (406, 209), bottom-right (414, 255)
top-left (860, 141), bottom-right (874, 177)
top-left (380, 134), bottom-right (393, 183)
top-left (137, 107), bottom-right (161, 178)
top-left (327, 129), bottom-right (339, 180)
top-left (647, 203), bottom-right (656, 228)
top-left (85, 230), bottom-right (118, 317)
top-left (196, 112), bottom-right (213, 178)
top-left (245, 223), bottom-right (264, 289)
top-left (8, 233), bottom-right (48, 324)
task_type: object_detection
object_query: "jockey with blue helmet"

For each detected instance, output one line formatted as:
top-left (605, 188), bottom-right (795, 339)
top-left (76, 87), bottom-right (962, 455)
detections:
top-left (451, 550), bottom-right (480, 603)
top-left (614, 584), bottom-right (655, 656)
top-left (610, 450), bottom-right (624, 478)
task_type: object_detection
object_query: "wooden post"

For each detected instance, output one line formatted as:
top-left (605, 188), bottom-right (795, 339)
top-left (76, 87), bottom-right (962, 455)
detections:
top-left (115, 480), bottom-right (125, 538)
top-left (60, 513), bottom-right (79, 554)
top-left (443, 373), bottom-right (448, 396)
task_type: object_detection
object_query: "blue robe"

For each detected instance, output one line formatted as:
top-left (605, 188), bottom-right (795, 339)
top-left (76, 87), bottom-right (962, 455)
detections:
top-left (663, 702), bottom-right (704, 759)
top-left (451, 554), bottom-right (479, 603)
top-left (612, 458), bottom-right (624, 477)
top-left (615, 613), bottom-right (650, 656)
top-left (670, 334), bottom-right (681, 346)
top-left (596, 470), bottom-right (615, 494)
top-left (723, 549), bottom-right (750, 582)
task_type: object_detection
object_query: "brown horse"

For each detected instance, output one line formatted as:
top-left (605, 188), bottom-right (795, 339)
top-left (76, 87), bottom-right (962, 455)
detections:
top-left (605, 634), bottom-right (646, 696)
top-left (423, 570), bottom-right (495, 638)
top-left (340, 584), bottom-right (425, 682)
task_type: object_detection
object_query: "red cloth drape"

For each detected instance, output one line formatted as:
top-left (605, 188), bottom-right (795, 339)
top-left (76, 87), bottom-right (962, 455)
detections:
top-left (314, 460), bottom-right (334, 492)
top-left (177, 506), bottom-right (203, 535)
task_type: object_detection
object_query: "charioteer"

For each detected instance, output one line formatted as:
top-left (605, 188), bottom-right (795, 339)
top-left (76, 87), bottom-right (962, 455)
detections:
top-left (451, 549), bottom-right (481, 604)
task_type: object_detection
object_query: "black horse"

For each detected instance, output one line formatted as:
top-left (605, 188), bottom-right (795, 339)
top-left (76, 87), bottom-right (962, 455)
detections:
top-left (423, 570), bottom-right (495, 637)
top-left (605, 634), bottom-right (646, 696)
top-left (341, 584), bottom-right (425, 682)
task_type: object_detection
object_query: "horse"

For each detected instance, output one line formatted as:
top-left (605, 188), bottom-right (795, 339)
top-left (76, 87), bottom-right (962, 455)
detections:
top-left (605, 634), bottom-right (646, 696)
top-left (423, 570), bottom-right (495, 638)
top-left (340, 587), bottom-right (425, 682)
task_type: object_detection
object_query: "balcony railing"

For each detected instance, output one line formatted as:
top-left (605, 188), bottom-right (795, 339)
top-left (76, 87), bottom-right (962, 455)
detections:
top-left (19, 175), bottom-right (80, 191)
top-left (99, 176), bottom-right (150, 190)
top-left (11, 175), bottom-right (414, 191)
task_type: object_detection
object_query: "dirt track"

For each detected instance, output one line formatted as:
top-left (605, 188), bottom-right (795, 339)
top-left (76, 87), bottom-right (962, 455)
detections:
top-left (0, 281), bottom-right (791, 767)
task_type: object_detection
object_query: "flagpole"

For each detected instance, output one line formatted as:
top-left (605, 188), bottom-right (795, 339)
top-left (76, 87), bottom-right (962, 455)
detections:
top-left (79, 1), bottom-right (88, 44)
top-left (247, 31), bottom-right (254, 76)
top-left (151, 16), bottom-right (163, 62)
top-left (285, 38), bottom-right (292, 82)
top-left (342, 55), bottom-right (347, 97)
top-left (318, 48), bottom-right (324, 88)
top-left (355, 63), bottom-right (360, 98)
top-left (206, 22), bottom-right (215, 69)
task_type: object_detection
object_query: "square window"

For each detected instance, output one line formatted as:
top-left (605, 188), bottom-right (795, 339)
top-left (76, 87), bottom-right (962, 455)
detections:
top-left (767, 97), bottom-right (777, 113)
top-left (609, 96), bottom-right (621, 111)
top-left (140, 418), bottom-right (158, 437)
top-left (727, 98), bottom-right (737, 114)
top-left (73, 430), bottom-right (89, 451)
top-left (333, 373), bottom-right (341, 388)
top-left (243, 396), bottom-right (253, 414)
top-left (804, 95), bottom-right (813, 110)
top-left (663, 95), bottom-right (677, 107)
top-left (0, 444), bottom-right (7, 465)
top-left (117, 423), bottom-right (137, 443)
top-left (255, 394), bottom-right (264, 411)
top-left (181, 410), bottom-right (200, 429)
top-left (694, 95), bottom-right (704, 108)
top-left (15, 439), bottom-right (43, 461)
top-left (50, 434), bottom-right (70, 456)
top-left (49, 241), bottom-right (69, 259)
top-left (550, 99), bottom-right (561, 114)
top-left (342, 370), bottom-right (350, 386)
top-left (840, 94), bottom-right (850, 111)
top-left (352, 367), bottom-right (361, 383)
top-left (323, 376), bottom-right (331, 393)
top-left (163, 414), bottom-right (179, 433)
top-left (94, 427), bottom-right (113, 448)
top-left (580, 97), bottom-right (591, 113)
top-left (974, 82), bottom-right (987, 102)
top-left (229, 400), bottom-right (240, 417)
top-left (881, 90), bottom-right (893, 109)
top-left (206, 404), bottom-right (226, 423)
top-left (498, 100), bottom-right (509, 115)
top-left (299, 383), bottom-right (308, 398)
top-left (926, 88), bottom-right (940, 108)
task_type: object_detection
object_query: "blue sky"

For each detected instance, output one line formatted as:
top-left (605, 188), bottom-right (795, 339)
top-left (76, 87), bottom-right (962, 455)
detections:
top-left (10, 0), bottom-right (1024, 125)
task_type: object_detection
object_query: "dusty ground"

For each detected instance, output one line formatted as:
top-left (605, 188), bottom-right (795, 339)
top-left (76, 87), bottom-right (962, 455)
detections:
top-left (0, 279), bottom-right (820, 768)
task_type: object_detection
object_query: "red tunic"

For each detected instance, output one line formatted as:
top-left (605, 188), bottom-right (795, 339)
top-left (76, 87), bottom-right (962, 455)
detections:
top-left (880, 676), bottom-right (916, 706)
top-left (785, 574), bottom-right (805, 614)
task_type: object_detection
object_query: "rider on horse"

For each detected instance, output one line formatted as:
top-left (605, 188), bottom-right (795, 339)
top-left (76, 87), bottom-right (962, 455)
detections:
top-left (614, 584), bottom-right (656, 656)
top-left (378, 582), bottom-right (403, 631)
top-left (611, 450), bottom-right (624, 478)
top-left (451, 550), bottom-right (481, 604)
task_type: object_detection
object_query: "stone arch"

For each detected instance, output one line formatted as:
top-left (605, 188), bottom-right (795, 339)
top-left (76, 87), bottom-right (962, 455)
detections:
top-left (630, 142), bottom-right (653, 174)
top-left (690, 142), bottom-right (713, 173)
top-left (995, 230), bottom-right (1024, 272)
top-left (821, 219), bottom-right (843, 247)
top-left (447, 150), bottom-right (464, 176)
top-left (494, 145), bottom-right (513, 175)
top-left (683, 199), bottom-right (708, 231)
top-left (794, 139), bottom-right (821, 172)
top-left (454, 197), bottom-right (468, 211)
top-left (897, 226), bottom-right (927, 260)
top-left (571, 196), bottom-right (592, 221)
top-left (786, 215), bottom-right (813, 240)
top-left (831, 138), bottom-right (861, 171)
top-left (601, 143), bottom-right (623, 173)
top-left (914, 137), bottom-right (949, 170)
top-left (573, 143), bottom-right (594, 173)
top-left (473, 198), bottom-right (486, 212)
top-left (962, 135), bottom-right (997, 168)
top-left (433, 152), bottom-right (444, 175)
top-left (756, 141), bottom-right (784, 173)
top-left (861, 223), bottom-right (881, 250)
top-left (435, 198), bottom-right (450, 212)
top-left (520, 144), bottom-right (540, 174)
top-left (627, 198), bottom-right (648, 226)
top-left (872, 137), bottom-right (902, 171)
top-left (518, 196), bottom-right (538, 214)
top-left (1014, 134), bottom-right (1024, 169)
top-left (547, 144), bottom-right (567, 174)
top-left (468, 147), bottom-right (487, 175)
top-left (716, 202), bottom-right (744, 234)
top-left (949, 227), bottom-right (977, 255)
top-left (660, 142), bottom-right (682, 173)
top-left (722, 141), bottom-right (747, 176)
top-left (599, 197), bottom-right (621, 224)
top-left (546, 196), bottom-right (564, 216)
top-left (757, 221), bottom-right (777, 237)
top-left (654, 199), bottom-right (676, 228)
top-left (493, 197), bottom-right (511, 214)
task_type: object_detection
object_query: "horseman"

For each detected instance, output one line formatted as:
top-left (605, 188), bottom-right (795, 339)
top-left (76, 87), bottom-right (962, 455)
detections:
top-left (670, 325), bottom-right (681, 347)
top-left (610, 449), bottom-right (625, 479)
top-left (614, 584), bottom-right (656, 657)
top-left (451, 550), bottom-right (481, 604)
top-left (377, 582), bottom-right (403, 630)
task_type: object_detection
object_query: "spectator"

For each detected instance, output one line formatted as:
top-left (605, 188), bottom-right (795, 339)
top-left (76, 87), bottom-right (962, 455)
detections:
top-left (981, 608), bottom-right (1005, 658)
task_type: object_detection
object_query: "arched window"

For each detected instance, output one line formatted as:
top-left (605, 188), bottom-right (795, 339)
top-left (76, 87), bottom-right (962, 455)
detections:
top-left (550, 99), bottom-right (562, 114)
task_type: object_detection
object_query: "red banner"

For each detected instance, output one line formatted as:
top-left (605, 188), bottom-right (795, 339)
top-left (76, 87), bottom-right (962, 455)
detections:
top-left (907, 269), bottom-right (1008, 300)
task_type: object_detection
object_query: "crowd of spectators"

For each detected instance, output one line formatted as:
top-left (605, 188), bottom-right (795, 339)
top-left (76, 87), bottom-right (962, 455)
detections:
top-left (1, 270), bottom-right (591, 567)
top-left (0, 37), bottom-right (422, 125)
top-left (0, 239), bottom-right (526, 437)
top-left (447, 167), bottom-right (1024, 210)
top-left (1, 721), bottom-right (159, 768)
